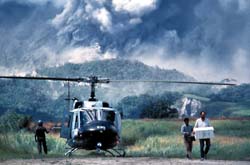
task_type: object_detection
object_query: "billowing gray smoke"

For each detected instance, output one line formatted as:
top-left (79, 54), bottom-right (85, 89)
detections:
top-left (0, 0), bottom-right (249, 82)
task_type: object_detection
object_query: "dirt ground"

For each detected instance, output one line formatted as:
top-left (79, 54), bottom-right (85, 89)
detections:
top-left (0, 157), bottom-right (249, 165)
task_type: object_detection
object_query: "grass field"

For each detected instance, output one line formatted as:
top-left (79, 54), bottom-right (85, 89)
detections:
top-left (123, 119), bottom-right (250, 160)
top-left (0, 119), bottom-right (250, 160)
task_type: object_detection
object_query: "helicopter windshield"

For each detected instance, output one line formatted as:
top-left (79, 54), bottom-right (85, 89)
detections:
top-left (80, 109), bottom-right (115, 125)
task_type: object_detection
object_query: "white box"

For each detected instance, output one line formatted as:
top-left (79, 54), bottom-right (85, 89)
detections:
top-left (194, 127), bottom-right (214, 139)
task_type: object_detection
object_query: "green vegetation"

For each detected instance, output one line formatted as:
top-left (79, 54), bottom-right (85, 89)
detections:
top-left (0, 111), bottom-right (32, 132)
top-left (122, 119), bottom-right (250, 160)
top-left (0, 132), bottom-right (66, 159)
top-left (117, 92), bottom-right (181, 119)
top-left (202, 101), bottom-right (250, 117)
top-left (200, 84), bottom-right (250, 117)
top-left (0, 119), bottom-right (250, 160)
top-left (0, 59), bottom-right (194, 121)
top-left (0, 79), bottom-right (63, 121)
top-left (39, 59), bottom-right (192, 81)
top-left (0, 60), bottom-right (250, 120)
top-left (210, 84), bottom-right (250, 102)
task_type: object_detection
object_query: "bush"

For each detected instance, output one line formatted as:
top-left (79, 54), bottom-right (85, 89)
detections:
top-left (0, 110), bottom-right (32, 132)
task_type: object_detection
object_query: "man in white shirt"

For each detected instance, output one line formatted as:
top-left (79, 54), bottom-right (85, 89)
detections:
top-left (194, 111), bottom-right (211, 161)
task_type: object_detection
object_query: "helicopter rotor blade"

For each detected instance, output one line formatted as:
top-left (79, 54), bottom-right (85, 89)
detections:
top-left (0, 76), bottom-right (237, 86)
top-left (110, 80), bottom-right (237, 86)
top-left (0, 76), bottom-right (111, 83)
top-left (0, 76), bottom-right (89, 82)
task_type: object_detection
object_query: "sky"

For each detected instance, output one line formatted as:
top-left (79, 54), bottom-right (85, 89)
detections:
top-left (0, 0), bottom-right (249, 83)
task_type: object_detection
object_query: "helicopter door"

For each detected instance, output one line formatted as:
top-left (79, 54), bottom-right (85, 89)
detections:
top-left (60, 112), bottom-right (72, 139)
top-left (115, 111), bottom-right (122, 137)
top-left (71, 111), bottom-right (80, 138)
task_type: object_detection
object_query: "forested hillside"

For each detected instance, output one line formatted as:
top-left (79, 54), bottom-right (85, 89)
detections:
top-left (203, 84), bottom-right (250, 117)
top-left (38, 59), bottom-right (193, 81)
top-left (210, 84), bottom-right (250, 102)
top-left (0, 59), bottom-right (194, 120)
top-left (116, 84), bottom-right (250, 118)
top-left (1, 59), bottom-right (249, 120)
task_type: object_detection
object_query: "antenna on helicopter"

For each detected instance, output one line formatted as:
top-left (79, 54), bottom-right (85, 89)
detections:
top-left (66, 81), bottom-right (70, 111)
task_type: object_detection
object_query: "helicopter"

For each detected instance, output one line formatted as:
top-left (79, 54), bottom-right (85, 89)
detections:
top-left (0, 75), bottom-right (236, 157)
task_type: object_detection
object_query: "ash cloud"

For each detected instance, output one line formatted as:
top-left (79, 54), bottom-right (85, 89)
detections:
top-left (0, 0), bottom-right (250, 82)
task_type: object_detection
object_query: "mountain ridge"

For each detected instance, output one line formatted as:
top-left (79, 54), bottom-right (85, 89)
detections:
top-left (38, 59), bottom-right (195, 81)
top-left (0, 59), bottom-right (195, 120)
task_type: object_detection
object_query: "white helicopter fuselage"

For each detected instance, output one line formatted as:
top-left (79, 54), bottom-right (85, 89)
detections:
top-left (69, 100), bottom-right (122, 141)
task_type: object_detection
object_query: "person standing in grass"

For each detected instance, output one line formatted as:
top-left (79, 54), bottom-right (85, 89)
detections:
top-left (194, 111), bottom-right (211, 161)
top-left (35, 120), bottom-right (49, 154)
top-left (181, 117), bottom-right (194, 159)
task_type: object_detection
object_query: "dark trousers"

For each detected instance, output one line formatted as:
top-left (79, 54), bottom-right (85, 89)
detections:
top-left (199, 138), bottom-right (210, 158)
top-left (184, 138), bottom-right (193, 157)
top-left (37, 140), bottom-right (47, 154)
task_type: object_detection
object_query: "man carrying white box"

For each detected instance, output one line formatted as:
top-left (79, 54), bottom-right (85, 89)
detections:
top-left (194, 111), bottom-right (213, 161)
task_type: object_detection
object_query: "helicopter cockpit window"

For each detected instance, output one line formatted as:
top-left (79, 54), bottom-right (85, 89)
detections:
top-left (80, 109), bottom-right (115, 124)
top-left (80, 111), bottom-right (90, 126)
top-left (103, 111), bottom-right (115, 123)
top-left (80, 110), bottom-right (97, 124)
top-left (74, 115), bottom-right (78, 129)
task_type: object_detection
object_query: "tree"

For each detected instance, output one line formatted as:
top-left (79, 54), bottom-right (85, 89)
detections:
top-left (116, 92), bottom-right (181, 119)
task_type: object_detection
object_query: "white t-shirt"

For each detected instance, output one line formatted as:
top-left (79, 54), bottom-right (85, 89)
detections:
top-left (194, 118), bottom-right (211, 128)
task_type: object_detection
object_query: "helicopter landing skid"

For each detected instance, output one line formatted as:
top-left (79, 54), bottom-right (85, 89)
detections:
top-left (65, 148), bottom-right (78, 157)
top-left (103, 148), bottom-right (126, 157)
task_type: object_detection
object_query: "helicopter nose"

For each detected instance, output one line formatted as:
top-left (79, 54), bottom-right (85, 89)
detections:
top-left (70, 121), bottom-right (119, 150)
top-left (82, 121), bottom-right (117, 134)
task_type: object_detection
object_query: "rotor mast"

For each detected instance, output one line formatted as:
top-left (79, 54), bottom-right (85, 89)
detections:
top-left (87, 76), bottom-right (110, 101)
top-left (90, 81), bottom-right (96, 101)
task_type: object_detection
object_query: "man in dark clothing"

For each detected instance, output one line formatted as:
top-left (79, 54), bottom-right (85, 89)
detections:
top-left (181, 117), bottom-right (194, 159)
top-left (35, 120), bottom-right (49, 154)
